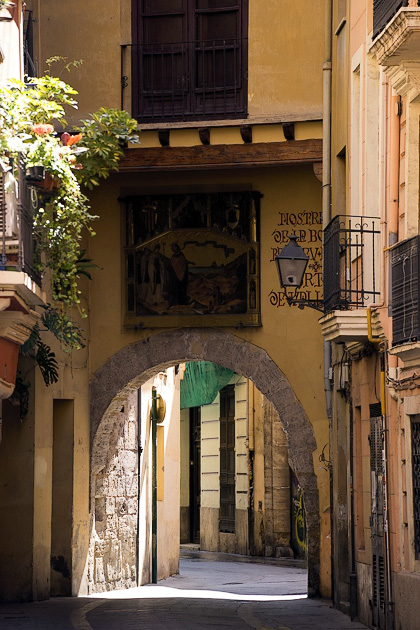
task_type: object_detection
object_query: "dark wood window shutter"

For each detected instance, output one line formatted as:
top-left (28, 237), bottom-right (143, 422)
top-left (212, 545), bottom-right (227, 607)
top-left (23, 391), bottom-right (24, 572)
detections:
top-left (132, 0), bottom-right (248, 121)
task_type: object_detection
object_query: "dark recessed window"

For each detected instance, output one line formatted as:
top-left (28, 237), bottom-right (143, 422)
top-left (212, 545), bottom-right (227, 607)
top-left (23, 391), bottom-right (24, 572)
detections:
top-left (132, 0), bottom-right (248, 122)
top-left (219, 384), bottom-right (235, 533)
top-left (411, 419), bottom-right (420, 559)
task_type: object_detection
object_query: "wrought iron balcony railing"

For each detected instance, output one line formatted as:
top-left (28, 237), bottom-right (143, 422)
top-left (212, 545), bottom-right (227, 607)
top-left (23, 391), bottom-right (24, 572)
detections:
top-left (128, 38), bottom-right (247, 122)
top-left (323, 215), bottom-right (380, 314)
top-left (373, 0), bottom-right (419, 39)
top-left (0, 158), bottom-right (41, 286)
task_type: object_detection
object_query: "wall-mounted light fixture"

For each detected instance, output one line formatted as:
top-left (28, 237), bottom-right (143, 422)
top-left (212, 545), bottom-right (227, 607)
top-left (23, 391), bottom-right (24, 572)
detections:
top-left (275, 233), bottom-right (324, 312)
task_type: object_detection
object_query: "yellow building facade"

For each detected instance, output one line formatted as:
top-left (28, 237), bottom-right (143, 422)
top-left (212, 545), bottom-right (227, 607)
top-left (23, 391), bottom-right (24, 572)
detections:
top-left (0, 0), bottom-right (331, 602)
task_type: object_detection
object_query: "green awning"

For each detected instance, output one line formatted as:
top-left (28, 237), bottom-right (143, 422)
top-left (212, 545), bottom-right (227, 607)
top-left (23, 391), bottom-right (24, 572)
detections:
top-left (180, 361), bottom-right (234, 409)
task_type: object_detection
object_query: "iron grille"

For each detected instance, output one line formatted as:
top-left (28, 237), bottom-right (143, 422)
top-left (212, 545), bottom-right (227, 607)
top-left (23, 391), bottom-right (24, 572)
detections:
top-left (372, 553), bottom-right (378, 608)
top-left (370, 415), bottom-right (383, 475)
top-left (130, 38), bottom-right (247, 122)
top-left (412, 420), bottom-right (420, 558)
top-left (219, 385), bottom-right (235, 534)
top-left (391, 236), bottom-right (420, 346)
top-left (0, 158), bottom-right (41, 286)
top-left (323, 215), bottom-right (380, 313)
top-left (373, 1), bottom-right (410, 39)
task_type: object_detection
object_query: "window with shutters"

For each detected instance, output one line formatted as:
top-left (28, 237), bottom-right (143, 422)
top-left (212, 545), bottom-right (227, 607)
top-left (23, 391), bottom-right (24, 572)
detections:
top-left (391, 236), bottom-right (420, 346)
top-left (373, 1), bottom-right (406, 38)
top-left (219, 384), bottom-right (235, 533)
top-left (132, 0), bottom-right (248, 122)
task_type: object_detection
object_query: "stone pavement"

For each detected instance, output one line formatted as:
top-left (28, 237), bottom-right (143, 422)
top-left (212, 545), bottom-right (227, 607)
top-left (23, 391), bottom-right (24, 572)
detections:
top-left (0, 551), bottom-right (369, 630)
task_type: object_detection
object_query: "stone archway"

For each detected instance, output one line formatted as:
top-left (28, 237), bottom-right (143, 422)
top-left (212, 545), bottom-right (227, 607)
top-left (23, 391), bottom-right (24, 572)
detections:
top-left (90, 328), bottom-right (320, 596)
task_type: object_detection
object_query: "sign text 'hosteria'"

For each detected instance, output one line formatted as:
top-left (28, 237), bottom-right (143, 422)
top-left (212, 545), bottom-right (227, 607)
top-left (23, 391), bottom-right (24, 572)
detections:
top-left (269, 211), bottom-right (323, 308)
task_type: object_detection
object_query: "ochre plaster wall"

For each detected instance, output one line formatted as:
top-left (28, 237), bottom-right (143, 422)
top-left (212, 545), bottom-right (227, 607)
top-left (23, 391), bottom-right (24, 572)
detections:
top-left (31, 0), bottom-right (324, 122)
top-left (8, 0), bottom-right (329, 602)
top-left (87, 165), bottom-right (328, 470)
top-left (86, 162), bottom-right (329, 594)
top-left (1, 162), bottom-right (328, 599)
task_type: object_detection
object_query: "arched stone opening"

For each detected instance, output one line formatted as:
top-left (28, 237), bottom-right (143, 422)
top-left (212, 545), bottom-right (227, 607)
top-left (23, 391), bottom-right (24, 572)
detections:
top-left (90, 328), bottom-right (320, 596)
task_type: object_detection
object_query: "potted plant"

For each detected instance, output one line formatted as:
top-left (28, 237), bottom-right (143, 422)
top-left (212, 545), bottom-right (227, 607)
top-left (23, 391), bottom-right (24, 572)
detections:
top-left (0, 73), bottom-right (139, 390)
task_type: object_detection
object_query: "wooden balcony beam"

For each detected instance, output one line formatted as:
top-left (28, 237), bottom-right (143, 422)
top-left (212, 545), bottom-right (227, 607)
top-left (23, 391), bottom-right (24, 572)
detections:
top-left (119, 139), bottom-right (322, 172)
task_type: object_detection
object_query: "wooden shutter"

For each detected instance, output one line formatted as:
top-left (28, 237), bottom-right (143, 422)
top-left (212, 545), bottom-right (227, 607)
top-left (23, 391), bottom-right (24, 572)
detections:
top-left (391, 236), bottom-right (420, 346)
top-left (220, 385), bottom-right (235, 533)
top-left (132, 0), bottom-right (248, 121)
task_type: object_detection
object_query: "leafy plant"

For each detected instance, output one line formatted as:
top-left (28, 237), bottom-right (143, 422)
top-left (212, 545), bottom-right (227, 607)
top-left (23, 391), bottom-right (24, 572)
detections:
top-left (0, 72), bottom-right (139, 389)
top-left (45, 56), bottom-right (84, 76)
top-left (20, 305), bottom-right (85, 389)
top-left (0, 74), bottom-right (139, 307)
top-left (76, 108), bottom-right (139, 189)
top-left (9, 376), bottom-right (30, 420)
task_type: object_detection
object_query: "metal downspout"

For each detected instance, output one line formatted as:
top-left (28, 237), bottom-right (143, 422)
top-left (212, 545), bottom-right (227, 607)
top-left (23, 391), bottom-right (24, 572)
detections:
top-left (323, 0), bottom-right (333, 603)
top-left (367, 310), bottom-right (394, 629)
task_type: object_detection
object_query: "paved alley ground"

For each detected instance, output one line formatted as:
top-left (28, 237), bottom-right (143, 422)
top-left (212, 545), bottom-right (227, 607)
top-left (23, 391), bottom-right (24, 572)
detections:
top-left (0, 551), bottom-right (369, 630)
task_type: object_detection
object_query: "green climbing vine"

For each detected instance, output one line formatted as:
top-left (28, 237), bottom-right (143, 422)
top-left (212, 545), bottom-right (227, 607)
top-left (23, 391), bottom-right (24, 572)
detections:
top-left (0, 72), bottom-right (139, 394)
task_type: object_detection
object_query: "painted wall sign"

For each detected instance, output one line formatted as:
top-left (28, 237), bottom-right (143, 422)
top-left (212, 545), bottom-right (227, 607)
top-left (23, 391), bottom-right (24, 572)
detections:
top-left (269, 211), bottom-right (323, 308)
top-left (124, 191), bottom-right (261, 328)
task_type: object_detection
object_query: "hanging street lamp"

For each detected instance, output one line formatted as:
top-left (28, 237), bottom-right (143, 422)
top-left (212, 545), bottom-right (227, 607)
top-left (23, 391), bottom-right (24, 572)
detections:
top-left (275, 234), bottom-right (324, 312)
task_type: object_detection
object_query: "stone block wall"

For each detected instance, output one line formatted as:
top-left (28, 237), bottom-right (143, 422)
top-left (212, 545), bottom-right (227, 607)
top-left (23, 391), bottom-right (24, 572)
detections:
top-left (263, 397), bottom-right (293, 557)
top-left (92, 391), bottom-right (138, 592)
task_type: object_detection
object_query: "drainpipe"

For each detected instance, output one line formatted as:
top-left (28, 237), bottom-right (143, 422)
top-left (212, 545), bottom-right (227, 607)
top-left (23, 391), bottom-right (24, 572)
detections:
top-left (323, 0), bottom-right (333, 603)
top-left (151, 387), bottom-right (158, 584)
top-left (370, 70), bottom-right (397, 630)
top-left (367, 311), bottom-right (394, 630)
top-left (381, 352), bottom-right (394, 630)
top-left (388, 94), bottom-right (400, 249)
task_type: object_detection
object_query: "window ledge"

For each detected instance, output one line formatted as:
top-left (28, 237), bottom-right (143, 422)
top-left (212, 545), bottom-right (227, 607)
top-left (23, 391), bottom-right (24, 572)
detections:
top-left (320, 310), bottom-right (369, 343)
top-left (319, 309), bottom-right (385, 344)
top-left (0, 309), bottom-right (40, 345)
top-left (0, 271), bottom-right (45, 307)
top-left (389, 342), bottom-right (420, 367)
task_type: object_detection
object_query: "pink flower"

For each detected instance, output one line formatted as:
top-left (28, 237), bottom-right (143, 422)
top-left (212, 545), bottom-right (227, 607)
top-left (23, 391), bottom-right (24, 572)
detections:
top-left (32, 123), bottom-right (54, 135)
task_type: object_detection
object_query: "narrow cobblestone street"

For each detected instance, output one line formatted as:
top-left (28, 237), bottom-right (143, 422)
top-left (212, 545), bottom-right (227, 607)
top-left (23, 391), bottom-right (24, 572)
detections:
top-left (0, 552), bottom-right (369, 630)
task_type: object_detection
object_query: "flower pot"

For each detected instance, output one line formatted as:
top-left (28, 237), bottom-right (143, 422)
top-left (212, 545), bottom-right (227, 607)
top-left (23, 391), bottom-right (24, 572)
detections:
top-left (0, 337), bottom-right (20, 399)
top-left (40, 172), bottom-right (60, 193)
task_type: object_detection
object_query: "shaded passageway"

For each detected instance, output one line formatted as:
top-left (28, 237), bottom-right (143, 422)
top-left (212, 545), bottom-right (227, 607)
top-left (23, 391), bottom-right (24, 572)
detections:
top-left (90, 329), bottom-right (320, 597)
top-left (0, 554), bottom-right (369, 630)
